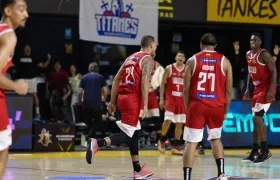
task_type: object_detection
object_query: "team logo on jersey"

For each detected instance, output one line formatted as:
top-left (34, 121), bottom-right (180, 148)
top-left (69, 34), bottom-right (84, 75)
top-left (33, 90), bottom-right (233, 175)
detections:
top-left (38, 128), bottom-right (52, 147)
top-left (200, 58), bottom-right (217, 63)
top-left (95, 0), bottom-right (139, 39)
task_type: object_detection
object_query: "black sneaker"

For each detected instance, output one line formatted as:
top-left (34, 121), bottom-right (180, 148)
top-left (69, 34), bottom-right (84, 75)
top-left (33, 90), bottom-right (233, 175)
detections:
top-left (253, 151), bottom-right (272, 164)
top-left (241, 151), bottom-right (259, 163)
top-left (198, 145), bottom-right (205, 155)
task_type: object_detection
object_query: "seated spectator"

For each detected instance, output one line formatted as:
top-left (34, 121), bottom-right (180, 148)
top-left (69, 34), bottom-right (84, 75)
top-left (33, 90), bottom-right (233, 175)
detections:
top-left (46, 62), bottom-right (70, 123)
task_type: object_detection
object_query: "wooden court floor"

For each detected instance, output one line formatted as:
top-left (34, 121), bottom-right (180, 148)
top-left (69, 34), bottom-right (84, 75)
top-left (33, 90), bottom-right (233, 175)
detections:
top-left (4, 149), bottom-right (280, 180)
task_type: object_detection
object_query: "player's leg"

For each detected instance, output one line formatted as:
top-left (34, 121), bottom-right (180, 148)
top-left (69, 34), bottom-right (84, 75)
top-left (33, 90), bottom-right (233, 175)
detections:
top-left (130, 130), bottom-right (153, 179)
top-left (158, 99), bottom-right (174, 153)
top-left (0, 149), bottom-right (8, 179)
top-left (183, 101), bottom-right (205, 180)
top-left (252, 103), bottom-right (272, 164)
top-left (242, 99), bottom-right (260, 162)
top-left (207, 106), bottom-right (227, 179)
top-left (197, 138), bottom-right (205, 155)
top-left (0, 127), bottom-right (12, 179)
top-left (172, 105), bottom-right (186, 155)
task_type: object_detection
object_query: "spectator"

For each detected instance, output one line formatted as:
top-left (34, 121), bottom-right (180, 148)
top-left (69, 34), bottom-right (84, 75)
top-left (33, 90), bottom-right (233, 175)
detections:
top-left (231, 41), bottom-right (247, 99)
top-left (78, 62), bottom-right (108, 140)
top-left (47, 62), bottom-right (70, 123)
top-left (69, 64), bottom-right (82, 123)
top-left (14, 45), bottom-right (51, 120)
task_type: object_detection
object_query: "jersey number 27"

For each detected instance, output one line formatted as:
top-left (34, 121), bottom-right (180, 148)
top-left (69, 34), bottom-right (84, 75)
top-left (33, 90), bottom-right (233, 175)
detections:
top-left (197, 72), bottom-right (215, 91)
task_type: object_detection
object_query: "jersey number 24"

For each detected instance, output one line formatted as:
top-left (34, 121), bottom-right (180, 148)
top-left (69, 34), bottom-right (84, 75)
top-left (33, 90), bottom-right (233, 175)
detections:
top-left (197, 72), bottom-right (215, 91)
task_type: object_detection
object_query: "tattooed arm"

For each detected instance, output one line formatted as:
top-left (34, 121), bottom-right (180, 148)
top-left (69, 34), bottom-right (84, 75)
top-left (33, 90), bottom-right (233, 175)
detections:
top-left (141, 56), bottom-right (155, 107)
top-left (183, 57), bottom-right (194, 111)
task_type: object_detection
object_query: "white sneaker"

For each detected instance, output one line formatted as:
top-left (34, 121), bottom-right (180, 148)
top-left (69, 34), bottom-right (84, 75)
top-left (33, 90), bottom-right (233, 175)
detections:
top-left (217, 174), bottom-right (228, 180)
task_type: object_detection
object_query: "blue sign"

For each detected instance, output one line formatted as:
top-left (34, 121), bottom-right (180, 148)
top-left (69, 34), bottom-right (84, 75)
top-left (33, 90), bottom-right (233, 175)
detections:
top-left (6, 93), bottom-right (33, 150)
top-left (64, 28), bottom-right (72, 39)
top-left (95, 0), bottom-right (139, 39)
top-left (204, 101), bottom-right (280, 147)
top-left (46, 175), bottom-right (108, 180)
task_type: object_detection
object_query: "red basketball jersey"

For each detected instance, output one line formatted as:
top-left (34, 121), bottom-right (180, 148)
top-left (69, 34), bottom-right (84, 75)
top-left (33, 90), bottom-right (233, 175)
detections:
top-left (0, 23), bottom-right (14, 131)
top-left (190, 50), bottom-right (226, 107)
top-left (165, 63), bottom-right (185, 98)
top-left (246, 48), bottom-right (271, 88)
top-left (117, 51), bottom-right (151, 95)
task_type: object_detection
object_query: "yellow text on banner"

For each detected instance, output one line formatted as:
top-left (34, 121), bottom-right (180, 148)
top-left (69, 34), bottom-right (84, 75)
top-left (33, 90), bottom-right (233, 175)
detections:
top-left (207, 0), bottom-right (280, 25)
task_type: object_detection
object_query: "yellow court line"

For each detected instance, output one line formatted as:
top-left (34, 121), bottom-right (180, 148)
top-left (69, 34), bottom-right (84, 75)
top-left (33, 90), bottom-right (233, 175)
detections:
top-left (9, 149), bottom-right (280, 159)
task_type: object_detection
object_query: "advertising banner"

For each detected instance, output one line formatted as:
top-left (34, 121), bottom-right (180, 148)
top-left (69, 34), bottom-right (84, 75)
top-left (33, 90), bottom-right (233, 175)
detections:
top-left (207, 0), bottom-right (280, 25)
top-left (79, 0), bottom-right (158, 45)
top-left (26, 0), bottom-right (205, 22)
top-left (34, 124), bottom-right (75, 151)
top-left (205, 101), bottom-right (280, 147)
top-left (7, 93), bottom-right (33, 150)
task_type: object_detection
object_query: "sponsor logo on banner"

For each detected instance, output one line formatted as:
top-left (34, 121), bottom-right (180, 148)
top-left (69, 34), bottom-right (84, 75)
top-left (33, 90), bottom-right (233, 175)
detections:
top-left (95, 0), bottom-right (139, 39)
top-left (38, 128), bottom-right (52, 147)
top-left (159, 0), bottom-right (174, 19)
top-left (79, 0), bottom-right (158, 45)
top-left (207, 0), bottom-right (280, 25)
top-left (56, 127), bottom-right (75, 151)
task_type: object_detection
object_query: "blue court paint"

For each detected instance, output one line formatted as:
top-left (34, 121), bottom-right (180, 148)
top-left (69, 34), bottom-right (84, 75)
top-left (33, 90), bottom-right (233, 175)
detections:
top-left (45, 175), bottom-right (108, 180)
top-left (120, 176), bottom-right (181, 180)
top-left (206, 176), bottom-right (275, 180)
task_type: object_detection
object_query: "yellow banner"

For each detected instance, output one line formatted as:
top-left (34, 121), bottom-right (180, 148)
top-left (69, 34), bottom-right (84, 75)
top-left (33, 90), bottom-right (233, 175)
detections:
top-left (207, 0), bottom-right (280, 25)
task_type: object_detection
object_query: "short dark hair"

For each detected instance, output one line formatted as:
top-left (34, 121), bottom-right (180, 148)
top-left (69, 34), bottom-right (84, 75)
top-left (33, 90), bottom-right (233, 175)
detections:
top-left (140, 35), bottom-right (155, 48)
top-left (251, 32), bottom-right (262, 40)
top-left (177, 51), bottom-right (185, 56)
top-left (0, 0), bottom-right (16, 12)
top-left (89, 62), bottom-right (99, 72)
top-left (201, 33), bottom-right (217, 46)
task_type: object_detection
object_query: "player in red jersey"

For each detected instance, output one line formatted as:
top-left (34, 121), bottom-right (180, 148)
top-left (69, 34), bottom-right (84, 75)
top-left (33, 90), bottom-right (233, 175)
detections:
top-left (85, 35), bottom-right (156, 180)
top-left (183, 33), bottom-right (232, 180)
top-left (158, 51), bottom-right (186, 155)
top-left (139, 61), bottom-right (164, 140)
top-left (0, 0), bottom-right (29, 179)
top-left (242, 33), bottom-right (277, 164)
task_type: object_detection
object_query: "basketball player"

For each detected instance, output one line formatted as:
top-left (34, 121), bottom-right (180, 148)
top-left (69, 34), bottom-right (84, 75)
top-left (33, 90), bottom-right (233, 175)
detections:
top-left (0, 0), bottom-right (29, 179)
top-left (158, 51), bottom-right (186, 155)
top-left (242, 33), bottom-right (277, 164)
top-left (85, 35), bottom-right (156, 180)
top-left (183, 33), bottom-right (232, 180)
top-left (140, 60), bottom-right (164, 140)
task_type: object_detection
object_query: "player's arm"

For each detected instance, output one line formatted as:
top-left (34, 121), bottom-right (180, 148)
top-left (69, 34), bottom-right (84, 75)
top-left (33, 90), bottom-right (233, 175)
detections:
top-left (183, 57), bottom-right (194, 111)
top-left (141, 56), bottom-right (155, 107)
top-left (262, 50), bottom-right (277, 89)
top-left (159, 66), bottom-right (170, 101)
top-left (0, 32), bottom-right (17, 90)
top-left (110, 64), bottom-right (124, 105)
top-left (245, 51), bottom-right (252, 91)
top-left (224, 57), bottom-right (233, 115)
top-left (101, 75), bottom-right (108, 102)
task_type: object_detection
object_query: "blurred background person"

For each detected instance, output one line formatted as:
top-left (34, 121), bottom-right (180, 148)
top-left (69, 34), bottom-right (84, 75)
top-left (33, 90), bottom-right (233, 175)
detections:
top-left (69, 64), bottom-right (82, 123)
top-left (78, 62), bottom-right (108, 145)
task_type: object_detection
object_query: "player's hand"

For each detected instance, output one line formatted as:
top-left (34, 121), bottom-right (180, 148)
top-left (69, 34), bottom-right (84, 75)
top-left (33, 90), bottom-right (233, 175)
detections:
top-left (141, 106), bottom-right (148, 120)
top-left (107, 101), bottom-right (116, 113)
top-left (243, 89), bottom-right (250, 100)
top-left (14, 79), bottom-right (28, 95)
top-left (266, 89), bottom-right (274, 101)
top-left (159, 99), bottom-right (164, 110)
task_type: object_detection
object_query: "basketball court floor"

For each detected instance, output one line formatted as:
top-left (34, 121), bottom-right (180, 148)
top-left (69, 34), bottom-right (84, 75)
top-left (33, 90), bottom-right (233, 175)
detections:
top-left (5, 149), bottom-right (280, 180)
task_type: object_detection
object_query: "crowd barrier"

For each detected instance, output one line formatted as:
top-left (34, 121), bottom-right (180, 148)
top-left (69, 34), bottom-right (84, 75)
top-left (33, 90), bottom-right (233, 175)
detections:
top-left (7, 92), bottom-right (280, 151)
